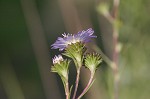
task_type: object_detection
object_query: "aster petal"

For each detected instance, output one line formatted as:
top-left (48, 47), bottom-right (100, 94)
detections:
top-left (51, 28), bottom-right (97, 51)
top-left (75, 28), bottom-right (97, 43)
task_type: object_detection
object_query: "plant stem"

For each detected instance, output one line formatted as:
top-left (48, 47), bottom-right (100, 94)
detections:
top-left (77, 72), bottom-right (94, 99)
top-left (112, 24), bottom-right (119, 99)
top-left (112, 63), bottom-right (119, 99)
top-left (112, 0), bottom-right (120, 99)
top-left (64, 76), bottom-right (70, 99)
top-left (65, 81), bottom-right (70, 99)
top-left (72, 68), bottom-right (81, 99)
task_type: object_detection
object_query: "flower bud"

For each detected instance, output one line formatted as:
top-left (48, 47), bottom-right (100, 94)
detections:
top-left (84, 53), bottom-right (102, 74)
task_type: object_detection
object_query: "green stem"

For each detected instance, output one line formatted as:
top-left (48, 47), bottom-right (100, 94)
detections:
top-left (77, 72), bottom-right (94, 99)
top-left (64, 77), bottom-right (70, 99)
top-left (72, 68), bottom-right (80, 99)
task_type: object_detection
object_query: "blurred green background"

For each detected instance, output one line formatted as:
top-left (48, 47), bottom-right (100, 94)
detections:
top-left (0, 0), bottom-right (150, 99)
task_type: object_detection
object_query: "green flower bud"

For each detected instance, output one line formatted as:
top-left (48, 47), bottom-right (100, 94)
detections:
top-left (84, 53), bottom-right (102, 74)
top-left (51, 55), bottom-right (70, 82)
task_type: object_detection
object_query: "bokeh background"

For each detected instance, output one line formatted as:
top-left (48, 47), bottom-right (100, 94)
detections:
top-left (0, 0), bottom-right (150, 99)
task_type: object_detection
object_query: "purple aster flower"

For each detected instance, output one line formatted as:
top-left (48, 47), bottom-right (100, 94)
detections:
top-left (51, 28), bottom-right (97, 51)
